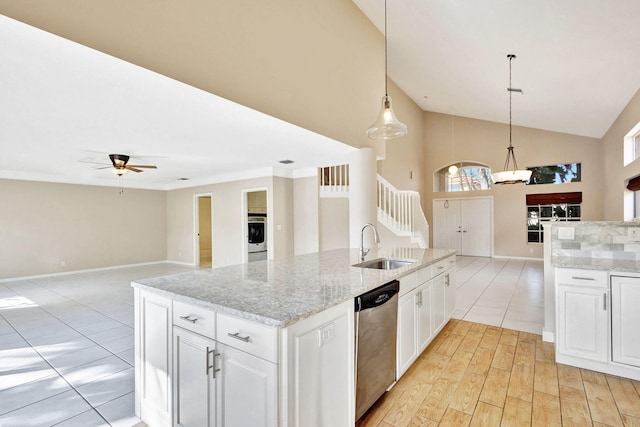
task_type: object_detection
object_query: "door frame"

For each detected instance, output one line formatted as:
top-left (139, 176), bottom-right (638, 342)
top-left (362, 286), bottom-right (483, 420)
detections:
top-left (193, 193), bottom-right (213, 267)
top-left (432, 196), bottom-right (494, 257)
top-left (241, 187), bottom-right (270, 263)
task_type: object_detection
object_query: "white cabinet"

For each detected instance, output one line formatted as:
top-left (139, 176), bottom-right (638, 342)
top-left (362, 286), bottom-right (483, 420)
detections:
top-left (555, 268), bottom-right (609, 363)
top-left (416, 284), bottom-right (432, 354)
top-left (431, 275), bottom-right (446, 334)
top-left (396, 256), bottom-right (456, 379)
top-left (217, 343), bottom-right (277, 427)
top-left (283, 299), bottom-right (354, 427)
top-left (611, 275), bottom-right (640, 367)
top-left (136, 289), bottom-right (173, 427)
top-left (397, 290), bottom-right (418, 377)
top-left (173, 327), bottom-right (216, 427)
top-left (445, 271), bottom-right (456, 319)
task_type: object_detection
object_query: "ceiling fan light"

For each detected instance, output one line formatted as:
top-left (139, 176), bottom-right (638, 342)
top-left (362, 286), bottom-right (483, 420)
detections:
top-left (366, 95), bottom-right (408, 140)
top-left (112, 168), bottom-right (128, 176)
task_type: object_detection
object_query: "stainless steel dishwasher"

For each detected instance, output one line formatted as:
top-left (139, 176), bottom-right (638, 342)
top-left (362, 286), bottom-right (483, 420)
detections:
top-left (354, 280), bottom-right (399, 421)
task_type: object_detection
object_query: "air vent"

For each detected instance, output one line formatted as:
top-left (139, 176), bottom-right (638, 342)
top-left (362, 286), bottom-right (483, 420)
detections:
top-left (279, 160), bottom-right (294, 164)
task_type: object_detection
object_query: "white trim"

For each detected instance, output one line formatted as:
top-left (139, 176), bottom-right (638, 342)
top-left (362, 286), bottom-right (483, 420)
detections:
top-left (242, 187), bottom-right (270, 263)
top-left (542, 330), bottom-right (555, 343)
top-left (0, 260), bottom-right (189, 283)
top-left (193, 193), bottom-right (213, 267)
top-left (492, 255), bottom-right (543, 261)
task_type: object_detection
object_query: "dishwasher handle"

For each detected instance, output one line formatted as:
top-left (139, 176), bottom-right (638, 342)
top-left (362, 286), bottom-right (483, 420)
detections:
top-left (355, 280), bottom-right (400, 312)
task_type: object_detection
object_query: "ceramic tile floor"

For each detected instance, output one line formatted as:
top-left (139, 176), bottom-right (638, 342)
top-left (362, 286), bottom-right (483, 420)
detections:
top-left (452, 256), bottom-right (544, 334)
top-left (0, 263), bottom-right (196, 427)
top-left (0, 256), bottom-right (545, 426)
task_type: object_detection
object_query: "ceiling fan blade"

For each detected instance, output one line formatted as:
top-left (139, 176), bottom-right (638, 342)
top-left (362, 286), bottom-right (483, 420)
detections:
top-left (94, 166), bottom-right (112, 170)
top-left (78, 160), bottom-right (110, 166)
top-left (125, 166), bottom-right (144, 173)
top-left (127, 165), bottom-right (157, 169)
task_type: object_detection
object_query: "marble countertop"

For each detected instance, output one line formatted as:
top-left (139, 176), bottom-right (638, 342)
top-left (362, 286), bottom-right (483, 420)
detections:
top-left (552, 256), bottom-right (640, 273)
top-left (132, 247), bottom-right (456, 328)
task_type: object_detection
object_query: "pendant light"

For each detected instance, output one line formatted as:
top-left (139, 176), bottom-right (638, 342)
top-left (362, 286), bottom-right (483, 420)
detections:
top-left (491, 54), bottom-right (532, 185)
top-left (366, 0), bottom-right (408, 140)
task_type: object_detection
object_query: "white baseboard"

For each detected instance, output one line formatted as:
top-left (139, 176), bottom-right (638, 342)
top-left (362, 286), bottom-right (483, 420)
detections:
top-left (0, 260), bottom-right (193, 283)
top-left (492, 255), bottom-right (543, 261)
top-left (542, 330), bottom-right (555, 343)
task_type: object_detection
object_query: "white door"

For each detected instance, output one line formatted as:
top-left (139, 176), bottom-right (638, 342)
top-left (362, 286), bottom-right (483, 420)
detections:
top-left (556, 285), bottom-right (608, 362)
top-left (433, 199), bottom-right (462, 252)
top-left (173, 327), bottom-right (216, 427)
top-left (461, 198), bottom-right (492, 257)
top-left (416, 284), bottom-right (432, 354)
top-left (396, 291), bottom-right (418, 378)
top-left (433, 197), bottom-right (492, 256)
top-left (611, 276), bottom-right (640, 367)
top-left (217, 343), bottom-right (277, 427)
top-left (431, 275), bottom-right (446, 334)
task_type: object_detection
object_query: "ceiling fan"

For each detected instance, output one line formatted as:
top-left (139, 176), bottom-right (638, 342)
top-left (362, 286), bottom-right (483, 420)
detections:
top-left (85, 154), bottom-right (158, 176)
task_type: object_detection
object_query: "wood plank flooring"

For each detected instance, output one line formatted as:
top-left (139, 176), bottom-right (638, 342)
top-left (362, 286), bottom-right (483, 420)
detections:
top-left (356, 319), bottom-right (640, 427)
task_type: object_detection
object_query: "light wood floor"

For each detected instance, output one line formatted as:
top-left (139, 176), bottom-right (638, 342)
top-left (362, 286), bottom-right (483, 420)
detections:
top-left (356, 319), bottom-right (640, 427)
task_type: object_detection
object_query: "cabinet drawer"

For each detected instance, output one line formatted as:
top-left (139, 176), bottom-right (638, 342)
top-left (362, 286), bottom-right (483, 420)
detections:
top-left (432, 256), bottom-right (455, 277)
top-left (172, 300), bottom-right (216, 338)
top-left (556, 268), bottom-right (607, 288)
top-left (399, 271), bottom-right (417, 296)
top-left (416, 265), bottom-right (433, 285)
top-left (217, 313), bottom-right (278, 363)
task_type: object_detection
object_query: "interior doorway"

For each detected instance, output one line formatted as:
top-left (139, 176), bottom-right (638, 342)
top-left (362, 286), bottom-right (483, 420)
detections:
top-left (195, 194), bottom-right (213, 267)
top-left (244, 189), bottom-right (268, 263)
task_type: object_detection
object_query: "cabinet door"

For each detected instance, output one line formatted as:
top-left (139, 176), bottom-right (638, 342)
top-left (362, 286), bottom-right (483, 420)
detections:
top-left (444, 271), bottom-right (456, 320)
top-left (173, 327), bottom-right (216, 427)
top-left (431, 275), bottom-right (446, 335)
top-left (137, 290), bottom-right (173, 427)
top-left (217, 343), bottom-right (277, 427)
top-left (557, 285), bottom-right (608, 362)
top-left (611, 276), bottom-right (640, 367)
top-left (397, 291), bottom-right (418, 378)
top-left (416, 285), bottom-right (432, 354)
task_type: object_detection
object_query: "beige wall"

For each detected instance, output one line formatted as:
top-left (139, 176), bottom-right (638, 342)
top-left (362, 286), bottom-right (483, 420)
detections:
top-left (293, 176), bottom-right (319, 255)
top-left (272, 177), bottom-right (294, 259)
top-left (0, 179), bottom-right (167, 279)
top-left (319, 198), bottom-right (350, 251)
top-left (601, 89), bottom-right (640, 220)
top-left (423, 112), bottom-right (603, 258)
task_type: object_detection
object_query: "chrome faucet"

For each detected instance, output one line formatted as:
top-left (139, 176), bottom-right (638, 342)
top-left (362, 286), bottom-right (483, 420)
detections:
top-left (360, 223), bottom-right (380, 262)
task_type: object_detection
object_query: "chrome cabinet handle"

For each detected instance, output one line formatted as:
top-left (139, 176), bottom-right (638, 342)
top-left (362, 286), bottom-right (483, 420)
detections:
top-left (206, 347), bottom-right (221, 378)
top-left (228, 332), bottom-right (251, 343)
top-left (437, 266), bottom-right (445, 270)
top-left (445, 274), bottom-right (450, 287)
top-left (603, 293), bottom-right (607, 311)
top-left (571, 276), bottom-right (595, 281)
top-left (180, 315), bottom-right (198, 324)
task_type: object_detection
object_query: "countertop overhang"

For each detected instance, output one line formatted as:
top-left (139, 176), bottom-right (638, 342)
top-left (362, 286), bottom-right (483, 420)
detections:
top-left (552, 256), bottom-right (640, 273)
top-left (132, 247), bottom-right (456, 328)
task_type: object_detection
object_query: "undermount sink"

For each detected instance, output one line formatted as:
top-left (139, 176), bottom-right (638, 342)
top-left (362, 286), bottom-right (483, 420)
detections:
top-left (352, 258), bottom-right (415, 270)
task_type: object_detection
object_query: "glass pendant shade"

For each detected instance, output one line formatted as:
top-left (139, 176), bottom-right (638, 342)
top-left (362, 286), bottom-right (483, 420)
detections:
top-left (491, 146), bottom-right (532, 184)
top-left (366, 95), bottom-right (408, 140)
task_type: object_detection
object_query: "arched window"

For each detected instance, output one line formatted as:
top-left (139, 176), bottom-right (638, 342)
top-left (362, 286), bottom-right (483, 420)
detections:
top-left (435, 162), bottom-right (492, 192)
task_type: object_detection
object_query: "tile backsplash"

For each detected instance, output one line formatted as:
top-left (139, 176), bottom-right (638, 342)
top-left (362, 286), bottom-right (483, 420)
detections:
top-left (549, 222), bottom-right (640, 260)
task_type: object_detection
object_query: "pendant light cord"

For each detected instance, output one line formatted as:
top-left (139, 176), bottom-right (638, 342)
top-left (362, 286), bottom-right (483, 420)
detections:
top-left (384, 0), bottom-right (388, 96)
top-left (508, 54), bottom-right (513, 149)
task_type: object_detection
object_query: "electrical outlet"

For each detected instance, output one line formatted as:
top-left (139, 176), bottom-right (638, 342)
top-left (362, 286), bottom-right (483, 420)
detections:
top-left (319, 323), bottom-right (335, 346)
top-left (558, 227), bottom-right (575, 240)
top-left (628, 227), bottom-right (640, 242)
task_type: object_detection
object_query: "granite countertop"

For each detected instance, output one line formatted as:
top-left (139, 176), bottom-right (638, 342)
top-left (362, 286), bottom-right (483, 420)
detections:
top-left (132, 247), bottom-right (456, 328)
top-left (552, 256), bottom-right (640, 273)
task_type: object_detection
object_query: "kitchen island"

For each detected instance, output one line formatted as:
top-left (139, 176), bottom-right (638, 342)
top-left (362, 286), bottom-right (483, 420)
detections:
top-left (133, 247), bottom-right (456, 427)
